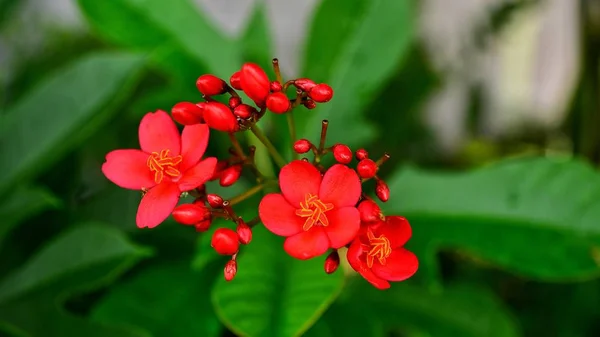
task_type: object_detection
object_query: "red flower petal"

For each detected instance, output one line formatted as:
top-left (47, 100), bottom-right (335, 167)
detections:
top-left (346, 240), bottom-right (390, 289)
top-left (101, 149), bottom-right (156, 190)
top-left (372, 248), bottom-right (418, 282)
top-left (180, 124), bottom-right (209, 171)
top-left (377, 216), bottom-right (412, 248)
top-left (136, 182), bottom-right (180, 228)
top-left (279, 160), bottom-right (321, 207)
top-left (139, 110), bottom-right (181, 155)
top-left (283, 227), bottom-right (330, 260)
top-left (319, 164), bottom-right (361, 208)
top-left (324, 207), bottom-right (360, 248)
top-left (258, 194), bottom-right (304, 236)
top-left (177, 157), bottom-right (217, 191)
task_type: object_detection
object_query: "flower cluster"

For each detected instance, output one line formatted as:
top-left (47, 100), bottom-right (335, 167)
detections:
top-left (101, 59), bottom-right (417, 289)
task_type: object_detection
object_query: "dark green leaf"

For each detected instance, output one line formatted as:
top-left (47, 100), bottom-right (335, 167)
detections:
top-left (0, 52), bottom-right (145, 195)
top-left (212, 226), bottom-right (344, 337)
top-left (92, 264), bottom-right (222, 337)
top-left (385, 157), bottom-right (600, 282)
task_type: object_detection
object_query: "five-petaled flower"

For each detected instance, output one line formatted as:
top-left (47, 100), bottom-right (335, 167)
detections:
top-left (259, 160), bottom-right (361, 259)
top-left (346, 216), bottom-right (418, 289)
top-left (102, 110), bottom-right (217, 228)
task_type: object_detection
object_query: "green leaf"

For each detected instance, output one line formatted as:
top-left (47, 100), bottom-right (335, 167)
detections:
top-left (212, 226), bottom-right (344, 337)
top-left (77, 0), bottom-right (240, 75)
top-left (240, 2), bottom-right (273, 70)
top-left (0, 223), bottom-right (152, 303)
top-left (0, 186), bottom-right (61, 248)
top-left (0, 52), bottom-right (145, 195)
top-left (385, 157), bottom-right (600, 282)
top-left (92, 264), bottom-right (222, 337)
top-left (353, 281), bottom-right (521, 337)
top-left (299, 0), bottom-right (414, 147)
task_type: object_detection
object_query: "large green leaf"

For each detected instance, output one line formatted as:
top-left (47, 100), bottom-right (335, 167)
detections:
top-left (0, 52), bottom-right (145, 195)
top-left (0, 224), bottom-right (152, 337)
top-left (385, 156), bottom-right (600, 282)
top-left (298, 0), bottom-right (414, 148)
top-left (92, 264), bottom-right (222, 337)
top-left (77, 0), bottom-right (240, 75)
top-left (212, 226), bottom-right (344, 337)
top-left (353, 281), bottom-right (521, 337)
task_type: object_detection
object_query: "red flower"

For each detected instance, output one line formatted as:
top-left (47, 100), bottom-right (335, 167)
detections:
top-left (259, 160), bottom-right (361, 259)
top-left (346, 216), bottom-right (418, 289)
top-left (102, 110), bottom-right (217, 228)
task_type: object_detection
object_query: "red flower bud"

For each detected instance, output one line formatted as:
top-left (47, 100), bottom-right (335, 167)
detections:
top-left (207, 194), bottom-right (224, 208)
top-left (294, 78), bottom-right (317, 91)
top-left (332, 144), bottom-right (352, 164)
top-left (229, 97), bottom-right (242, 109)
top-left (270, 81), bottom-right (282, 92)
top-left (303, 99), bottom-right (317, 110)
top-left (240, 63), bottom-right (270, 106)
top-left (196, 74), bottom-right (227, 96)
top-left (211, 228), bottom-right (239, 255)
top-left (293, 139), bottom-right (312, 154)
top-left (266, 92), bottom-right (291, 114)
top-left (358, 199), bottom-right (383, 223)
top-left (224, 259), bottom-right (237, 281)
top-left (210, 160), bottom-right (228, 181)
top-left (375, 179), bottom-right (390, 202)
top-left (171, 102), bottom-right (204, 125)
top-left (355, 148), bottom-right (369, 160)
top-left (172, 203), bottom-right (211, 225)
top-left (230, 71), bottom-right (242, 90)
top-left (203, 102), bottom-right (239, 132)
top-left (233, 104), bottom-right (256, 119)
top-left (324, 250), bottom-right (340, 274)
top-left (236, 221), bottom-right (252, 244)
top-left (357, 159), bottom-right (377, 179)
top-left (219, 165), bottom-right (242, 187)
top-left (308, 83), bottom-right (333, 103)
top-left (195, 218), bottom-right (212, 232)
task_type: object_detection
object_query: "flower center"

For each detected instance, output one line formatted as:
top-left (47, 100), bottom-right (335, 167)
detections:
top-left (147, 149), bottom-right (183, 184)
top-left (295, 193), bottom-right (334, 231)
top-left (365, 231), bottom-right (392, 268)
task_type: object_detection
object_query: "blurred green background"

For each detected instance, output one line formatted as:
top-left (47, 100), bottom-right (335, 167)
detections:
top-left (1, 0), bottom-right (600, 336)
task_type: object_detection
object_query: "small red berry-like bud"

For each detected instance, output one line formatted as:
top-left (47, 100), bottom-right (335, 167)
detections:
top-left (240, 63), bottom-right (270, 106)
top-left (332, 144), bottom-right (352, 164)
top-left (219, 165), bottom-right (243, 187)
top-left (212, 228), bottom-right (239, 255)
top-left (207, 194), bottom-right (224, 208)
top-left (293, 139), bottom-right (312, 154)
top-left (303, 99), bottom-right (317, 110)
top-left (270, 81), bottom-right (282, 92)
top-left (357, 159), bottom-right (377, 179)
top-left (266, 92), bottom-right (291, 114)
top-left (210, 161), bottom-right (228, 181)
top-left (171, 102), bottom-right (204, 125)
top-left (229, 97), bottom-right (241, 109)
top-left (233, 104), bottom-right (256, 119)
top-left (196, 74), bottom-right (227, 96)
top-left (172, 203), bottom-right (211, 225)
top-left (355, 148), bottom-right (369, 160)
top-left (375, 180), bottom-right (390, 202)
top-left (308, 83), bottom-right (333, 103)
top-left (324, 250), bottom-right (340, 274)
top-left (236, 221), bottom-right (252, 244)
top-left (195, 218), bottom-right (212, 232)
top-left (294, 78), bottom-right (317, 91)
top-left (203, 102), bottom-right (239, 132)
top-left (224, 259), bottom-right (237, 281)
top-left (230, 71), bottom-right (242, 90)
top-left (357, 199), bottom-right (383, 223)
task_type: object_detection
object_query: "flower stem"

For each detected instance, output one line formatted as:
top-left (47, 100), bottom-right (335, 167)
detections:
top-left (229, 132), bottom-right (266, 182)
top-left (286, 112), bottom-right (298, 159)
top-left (250, 124), bottom-right (287, 168)
top-left (272, 58), bottom-right (283, 84)
top-left (228, 132), bottom-right (247, 160)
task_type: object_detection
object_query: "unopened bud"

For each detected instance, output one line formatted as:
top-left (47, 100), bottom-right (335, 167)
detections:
top-left (219, 165), bottom-right (243, 187)
top-left (210, 161), bottom-right (228, 181)
top-left (266, 92), bottom-right (291, 114)
top-left (203, 102), bottom-right (239, 132)
top-left (358, 199), bottom-right (383, 223)
top-left (207, 194), bottom-right (224, 208)
top-left (172, 203), bottom-right (211, 225)
top-left (375, 179), bottom-right (390, 202)
top-left (236, 221), bottom-right (252, 244)
top-left (224, 259), bottom-right (237, 281)
top-left (270, 81), bottom-right (282, 92)
top-left (196, 74), bottom-right (227, 96)
top-left (171, 102), bottom-right (204, 125)
top-left (332, 144), bottom-right (352, 164)
top-left (229, 97), bottom-right (242, 109)
top-left (324, 251), bottom-right (340, 274)
top-left (240, 63), bottom-right (270, 106)
top-left (308, 83), bottom-right (333, 103)
top-left (303, 99), bottom-right (317, 110)
top-left (233, 104), bottom-right (257, 119)
top-left (357, 159), bottom-right (377, 179)
top-left (293, 139), bottom-right (312, 154)
top-left (195, 218), bottom-right (212, 232)
top-left (211, 228), bottom-right (240, 255)
top-left (355, 148), bottom-right (369, 161)
top-left (294, 78), bottom-right (317, 91)
top-left (230, 71), bottom-right (242, 90)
